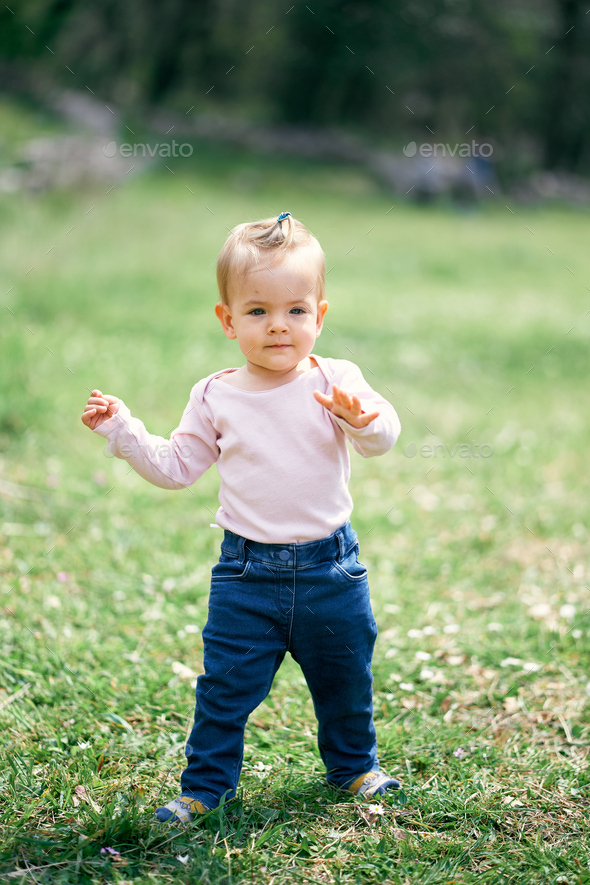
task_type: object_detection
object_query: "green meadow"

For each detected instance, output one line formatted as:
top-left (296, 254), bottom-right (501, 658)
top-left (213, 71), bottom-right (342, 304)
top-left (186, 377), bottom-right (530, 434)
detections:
top-left (1, 97), bottom-right (590, 883)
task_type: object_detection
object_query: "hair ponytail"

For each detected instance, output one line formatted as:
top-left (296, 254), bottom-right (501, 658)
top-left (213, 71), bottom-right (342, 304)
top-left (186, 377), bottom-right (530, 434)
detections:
top-left (216, 213), bottom-right (325, 306)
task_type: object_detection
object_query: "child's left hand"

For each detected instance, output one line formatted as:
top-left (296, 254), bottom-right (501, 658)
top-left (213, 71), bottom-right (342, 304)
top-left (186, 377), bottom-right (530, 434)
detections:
top-left (313, 384), bottom-right (380, 428)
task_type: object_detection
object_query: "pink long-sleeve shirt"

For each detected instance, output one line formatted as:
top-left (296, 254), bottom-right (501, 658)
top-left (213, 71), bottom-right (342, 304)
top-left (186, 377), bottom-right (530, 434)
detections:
top-left (92, 354), bottom-right (401, 544)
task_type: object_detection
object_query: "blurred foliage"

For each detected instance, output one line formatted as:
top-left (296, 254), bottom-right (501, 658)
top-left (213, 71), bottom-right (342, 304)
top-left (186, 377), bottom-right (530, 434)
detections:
top-left (0, 0), bottom-right (589, 172)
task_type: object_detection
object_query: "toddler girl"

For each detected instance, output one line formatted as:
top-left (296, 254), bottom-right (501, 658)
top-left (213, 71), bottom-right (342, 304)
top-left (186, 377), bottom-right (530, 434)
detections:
top-left (82, 211), bottom-right (402, 822)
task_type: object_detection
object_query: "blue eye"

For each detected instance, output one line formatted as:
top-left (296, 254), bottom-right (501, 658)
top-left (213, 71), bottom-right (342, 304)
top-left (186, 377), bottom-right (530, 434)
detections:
top-left (248, 307), bottom-right (306, 315)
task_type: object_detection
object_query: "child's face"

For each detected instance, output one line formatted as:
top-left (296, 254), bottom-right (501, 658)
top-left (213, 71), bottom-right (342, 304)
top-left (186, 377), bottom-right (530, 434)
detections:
top-left (215, 260), bottom-right (328, 375)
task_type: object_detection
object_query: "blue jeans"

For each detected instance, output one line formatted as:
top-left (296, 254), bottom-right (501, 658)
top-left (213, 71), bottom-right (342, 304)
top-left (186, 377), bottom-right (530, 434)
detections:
top-left (179, 520), bottom-right (380, 808)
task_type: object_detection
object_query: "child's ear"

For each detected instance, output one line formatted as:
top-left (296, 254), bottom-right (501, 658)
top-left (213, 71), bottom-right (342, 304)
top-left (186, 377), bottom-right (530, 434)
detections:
top-left (215, 301), bottom-right (237, 340)
top-left (315, 299), bottom-right (329, 335)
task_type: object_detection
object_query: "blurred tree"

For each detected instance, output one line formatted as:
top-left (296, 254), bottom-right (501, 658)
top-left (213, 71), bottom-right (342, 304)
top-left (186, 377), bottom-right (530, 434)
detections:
top-left (540, 0), bottom-right (590, 170)
top-left (0, 0), bottom-right (588, 173)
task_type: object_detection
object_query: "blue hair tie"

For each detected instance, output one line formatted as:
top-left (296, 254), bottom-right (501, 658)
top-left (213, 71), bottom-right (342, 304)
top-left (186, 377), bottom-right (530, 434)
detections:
top-left (277, 211), bottom-right (291, 223)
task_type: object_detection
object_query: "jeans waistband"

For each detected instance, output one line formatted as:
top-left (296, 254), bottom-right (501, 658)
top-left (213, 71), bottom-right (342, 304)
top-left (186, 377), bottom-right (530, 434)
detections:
top-left (220, 520), bottom-right (358, 569)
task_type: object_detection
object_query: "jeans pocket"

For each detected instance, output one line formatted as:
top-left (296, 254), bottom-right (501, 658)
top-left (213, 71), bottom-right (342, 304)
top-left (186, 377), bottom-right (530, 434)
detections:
top-left (211, 556), bottom-right (252, 581)
top-left (332, 544), bottom-right (368, 582)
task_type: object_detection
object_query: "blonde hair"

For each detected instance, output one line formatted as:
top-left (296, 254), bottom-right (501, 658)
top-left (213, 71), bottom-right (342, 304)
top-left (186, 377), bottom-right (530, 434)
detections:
top-left (216, 214), bottom-right (325, 306)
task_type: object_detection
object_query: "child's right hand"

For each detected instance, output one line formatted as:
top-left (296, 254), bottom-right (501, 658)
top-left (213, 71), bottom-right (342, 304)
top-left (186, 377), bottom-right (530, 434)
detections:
top-left (81, 389), bottom-right (120, 430)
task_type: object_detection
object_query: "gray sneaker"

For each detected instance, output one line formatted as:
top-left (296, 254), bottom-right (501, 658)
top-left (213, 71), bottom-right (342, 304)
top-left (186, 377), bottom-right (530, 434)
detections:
top-left (347, 771), bottom-right (401, 797)
top-left (154, 795), bottom-right (210, 823)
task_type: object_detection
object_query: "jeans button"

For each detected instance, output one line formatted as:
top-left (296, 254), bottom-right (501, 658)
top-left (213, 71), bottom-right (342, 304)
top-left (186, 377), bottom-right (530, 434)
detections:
top-left (279, 550), bottom-right (290, 561)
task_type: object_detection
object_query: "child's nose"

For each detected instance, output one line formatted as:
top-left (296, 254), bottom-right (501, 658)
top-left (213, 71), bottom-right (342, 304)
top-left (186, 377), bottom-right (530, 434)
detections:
top-left (268, 315), bottom-right (289, 331)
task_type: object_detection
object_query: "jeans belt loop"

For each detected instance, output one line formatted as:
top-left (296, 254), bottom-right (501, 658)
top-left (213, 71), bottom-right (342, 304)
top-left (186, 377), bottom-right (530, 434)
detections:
top-left (236, 536), bottom-right (247, 565)
top-left (336, 527), bottom-right (347, 562)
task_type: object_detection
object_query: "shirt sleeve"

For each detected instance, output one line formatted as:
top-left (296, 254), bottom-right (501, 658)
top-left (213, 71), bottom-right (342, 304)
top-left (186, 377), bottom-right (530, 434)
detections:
top-left (91, 379), bottom-right (219, 489)
top-left (325, 359), bottom-right (401, 457)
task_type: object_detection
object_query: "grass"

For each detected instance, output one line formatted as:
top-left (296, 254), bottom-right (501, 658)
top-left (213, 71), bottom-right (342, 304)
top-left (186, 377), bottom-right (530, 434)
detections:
top-left (1, 96), bottom-right (590, 883)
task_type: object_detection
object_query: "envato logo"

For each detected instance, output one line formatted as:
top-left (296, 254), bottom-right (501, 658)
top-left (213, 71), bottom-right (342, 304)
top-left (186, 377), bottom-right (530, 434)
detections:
top-left (103, 442), bottom-right (195, 459)
top-left (403, 141), bottom-right (493, 158)
top-left (404, 442), bottom-right (493, 458)
top-left (103, 140), bottom-right (194, 158)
